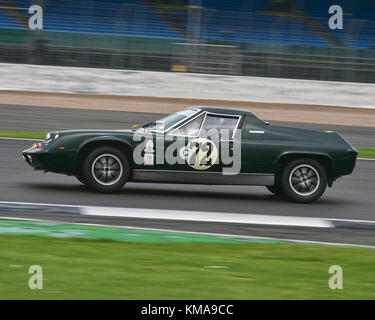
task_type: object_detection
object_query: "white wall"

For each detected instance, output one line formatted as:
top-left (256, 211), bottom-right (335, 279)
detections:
top-left (0, 63), bottom-right (374, 108)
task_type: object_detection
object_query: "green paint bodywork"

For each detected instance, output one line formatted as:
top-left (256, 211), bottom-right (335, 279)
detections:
top-left (22, 106), bottom-right (358, 184)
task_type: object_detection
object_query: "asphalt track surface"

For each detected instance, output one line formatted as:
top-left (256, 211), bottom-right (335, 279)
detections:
top-left (1, 138), bottom-right (375, 245)
top-left (1, 104), bottom-right (375, 148)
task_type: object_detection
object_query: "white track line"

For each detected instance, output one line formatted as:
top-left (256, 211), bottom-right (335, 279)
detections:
top-left (81, 206), bottom-right (333, 228)
top-left (0, 201), bottom-right (332, 228)
top-left (1, 215), bottom-right (374, 249)
top-left (0, 201), bottom-right (78, 208)
top-left (3, 200), bottom-right (375, 226)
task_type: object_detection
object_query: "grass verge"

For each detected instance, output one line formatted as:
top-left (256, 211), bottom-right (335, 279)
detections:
top-left (357, 148), bottom-right (375, 159)
top-left (0, 130), bottom-right (46, 140)
top-left (0, 130), bottom-right (374, 158)
top-left (1, 234), bottom-right (375, 299)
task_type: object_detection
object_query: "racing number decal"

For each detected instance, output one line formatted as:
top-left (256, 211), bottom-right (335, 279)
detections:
top-left (181, 138), bottom-right (218, 170)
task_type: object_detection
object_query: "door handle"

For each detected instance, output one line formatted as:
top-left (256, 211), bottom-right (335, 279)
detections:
top-left (249, 130), bottom-right (264, 134)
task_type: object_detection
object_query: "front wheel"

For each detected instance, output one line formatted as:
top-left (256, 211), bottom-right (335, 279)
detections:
top-left (82, 146), bottom-right (130, 193)
top-left (280, 158), bottom-right (327, 203)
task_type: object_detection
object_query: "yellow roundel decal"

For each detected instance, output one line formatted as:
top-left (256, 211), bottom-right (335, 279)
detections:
top-left (185, 138), bottom-right (218, 170)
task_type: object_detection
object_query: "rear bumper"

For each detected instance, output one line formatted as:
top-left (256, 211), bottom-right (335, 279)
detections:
top-left (333, 150), bottom-right (358, 178)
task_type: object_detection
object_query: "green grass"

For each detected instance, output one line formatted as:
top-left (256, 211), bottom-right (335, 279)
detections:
top-left (0, 130), bottom-right (46, 140)
top-left (0, 130), bottom-right (374, 158)
top-left (357, 148), bottom-right (375, 159)
top-left (1, 235), bottom-right (375, 299)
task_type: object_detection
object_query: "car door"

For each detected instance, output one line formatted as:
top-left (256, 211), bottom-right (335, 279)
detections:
top-left (165, 112), bottom-right (242, 175)
top-left (196, 112), bottom-right (242, 175)
top-left (133, 110), bottom-right (247, 183)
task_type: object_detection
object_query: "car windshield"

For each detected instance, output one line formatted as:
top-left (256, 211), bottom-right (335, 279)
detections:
top-left (143, 109), bottom-right (199, 132)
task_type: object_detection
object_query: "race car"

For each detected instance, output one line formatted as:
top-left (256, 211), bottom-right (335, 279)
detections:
top-left (22, 106), bottom-right (358, 203)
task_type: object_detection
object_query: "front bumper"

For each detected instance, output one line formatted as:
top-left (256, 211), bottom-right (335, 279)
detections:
top-left (22, 148), bottom-right (45, 170)
top-left (22, 143), bottom-right (78, 175)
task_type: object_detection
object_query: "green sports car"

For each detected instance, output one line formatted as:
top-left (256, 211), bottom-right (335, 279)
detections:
top-left (22, 106), bottom-right (358, 203)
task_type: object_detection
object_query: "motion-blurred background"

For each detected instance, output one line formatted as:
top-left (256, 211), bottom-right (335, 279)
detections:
top-left (0, 0), bottom-right (374, 82)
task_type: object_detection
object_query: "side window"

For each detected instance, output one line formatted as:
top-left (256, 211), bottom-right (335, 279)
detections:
top-left (200, 114), bottom-right (239, 139)
top-left (170, 114), bottom-right (204, 136)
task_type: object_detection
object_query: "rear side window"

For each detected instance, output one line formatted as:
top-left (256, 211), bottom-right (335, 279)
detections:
top-left (201, 114), bottom-right (239, 139)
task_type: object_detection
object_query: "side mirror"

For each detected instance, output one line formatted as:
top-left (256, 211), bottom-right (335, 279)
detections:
top-left (132, 124), bottom-right (141, 131)
top-left (264, 121), bottom-right (271, 125)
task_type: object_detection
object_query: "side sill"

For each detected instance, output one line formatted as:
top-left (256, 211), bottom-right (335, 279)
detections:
top-left (131, 169), bottom-right (275, 186)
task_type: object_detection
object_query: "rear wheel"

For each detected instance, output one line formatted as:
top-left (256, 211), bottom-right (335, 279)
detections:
top-left (82, 146), bottom-right (130, 193)
top-left (281, 158), bottom-right (327, 203)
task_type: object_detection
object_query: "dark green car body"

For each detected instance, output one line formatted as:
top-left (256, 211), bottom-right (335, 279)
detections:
top-left (22, 106), bottom-right (357, 188)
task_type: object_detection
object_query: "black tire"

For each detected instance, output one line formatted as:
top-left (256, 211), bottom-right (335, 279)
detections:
top-left (76, 177), bottom-right (86, 185)
top-left (280, 158), bottom-right (327, 203)
top-left (266, 185), bottom-right (284, 196)
top-left (82, 146), bottom-right (130, 193)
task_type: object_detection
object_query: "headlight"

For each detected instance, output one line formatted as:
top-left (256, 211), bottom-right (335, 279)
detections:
top-left (45, 132), bottom-right (59, 141)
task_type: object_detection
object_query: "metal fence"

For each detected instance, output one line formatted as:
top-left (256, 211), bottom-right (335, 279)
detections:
top-left (0, 1), bottom-right (374, 82)
top-left (171, 43), bottom-right (242, 75)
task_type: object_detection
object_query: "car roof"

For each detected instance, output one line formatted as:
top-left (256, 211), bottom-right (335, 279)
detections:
top-left (188, 106), bottom-right (255, 117)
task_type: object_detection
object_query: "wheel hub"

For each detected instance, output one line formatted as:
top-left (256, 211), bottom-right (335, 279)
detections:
top-left (91, 154), bottom-right (123, 186)
top-left (289, 164), bottom-right (320, 196)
